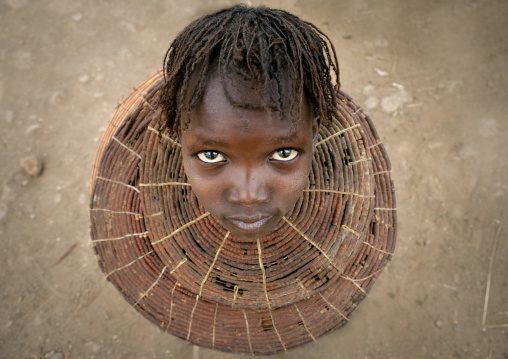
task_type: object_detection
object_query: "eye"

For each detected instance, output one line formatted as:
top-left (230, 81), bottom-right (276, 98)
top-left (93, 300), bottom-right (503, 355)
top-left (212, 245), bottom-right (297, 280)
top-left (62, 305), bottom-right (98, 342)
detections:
top-left (197, 150), bottom-right (226, 163)
top-left (270, 148), bottom-right (299, 162)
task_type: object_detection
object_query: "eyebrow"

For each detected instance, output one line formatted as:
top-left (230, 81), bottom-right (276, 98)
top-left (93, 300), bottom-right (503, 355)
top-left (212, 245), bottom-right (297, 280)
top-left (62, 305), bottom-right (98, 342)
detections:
top-left (267, 132), bottom-right (299, 146)
top-left (191, 130), bottom-right (300, 148)
top-left (193, 138), bottom-right (228, 147)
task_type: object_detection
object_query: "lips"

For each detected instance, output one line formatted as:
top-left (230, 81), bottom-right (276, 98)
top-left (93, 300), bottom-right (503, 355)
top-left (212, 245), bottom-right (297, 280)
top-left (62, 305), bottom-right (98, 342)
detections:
top-left (225, 214), bottom-right (274, 233)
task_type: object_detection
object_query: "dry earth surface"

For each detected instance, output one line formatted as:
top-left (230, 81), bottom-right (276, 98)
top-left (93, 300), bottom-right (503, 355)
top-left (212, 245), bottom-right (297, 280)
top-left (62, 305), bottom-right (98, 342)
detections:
top-left (1, 0), bottom-right (507, 358)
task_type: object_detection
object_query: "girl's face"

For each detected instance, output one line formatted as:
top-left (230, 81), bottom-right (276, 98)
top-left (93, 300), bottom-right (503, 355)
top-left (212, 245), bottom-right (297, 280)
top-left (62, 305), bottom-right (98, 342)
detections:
top-left (180, 74), bottom-right (318, 240)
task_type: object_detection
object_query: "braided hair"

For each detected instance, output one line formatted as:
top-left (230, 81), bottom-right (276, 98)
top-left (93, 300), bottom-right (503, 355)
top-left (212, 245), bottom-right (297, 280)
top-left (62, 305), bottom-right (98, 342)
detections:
top-left (159, 4), bottom-right (340, 133)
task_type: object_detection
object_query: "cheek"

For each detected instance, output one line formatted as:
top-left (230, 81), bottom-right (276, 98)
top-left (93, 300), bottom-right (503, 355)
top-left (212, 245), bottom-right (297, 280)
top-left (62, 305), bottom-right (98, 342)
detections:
top-left (274, 166), bottom-right (312, 208)
top-left (182, 158), bottom-right (218, 203)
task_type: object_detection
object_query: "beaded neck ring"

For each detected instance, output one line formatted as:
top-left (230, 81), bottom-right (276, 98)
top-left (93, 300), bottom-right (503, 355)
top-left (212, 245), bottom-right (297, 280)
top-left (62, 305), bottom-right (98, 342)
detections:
top-left (89, 70), bottom-right (396, 355)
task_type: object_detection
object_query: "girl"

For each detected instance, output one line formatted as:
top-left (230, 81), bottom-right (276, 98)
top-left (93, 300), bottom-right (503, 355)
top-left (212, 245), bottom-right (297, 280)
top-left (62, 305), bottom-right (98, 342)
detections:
top-left (90, 5), bottom-right (396, 355)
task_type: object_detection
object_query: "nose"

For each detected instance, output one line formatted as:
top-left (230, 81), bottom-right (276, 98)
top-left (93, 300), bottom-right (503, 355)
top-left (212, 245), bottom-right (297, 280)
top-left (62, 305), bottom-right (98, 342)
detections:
top-left (227, 166), bottom-right (269, 205)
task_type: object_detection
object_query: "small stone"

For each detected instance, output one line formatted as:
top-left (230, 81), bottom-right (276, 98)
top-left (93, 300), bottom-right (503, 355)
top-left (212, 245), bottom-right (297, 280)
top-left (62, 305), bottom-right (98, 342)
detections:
top-left (50, 91), bottom-right (65, 105)
top-left (79, 74), bottom-right (90, 83)
top-left (363, 84), bottom-right (375, 96)
top-left (374, 67), bottom-right (389, 77)
top-left (381, 89), bottom-right (411, 113)
top-left (375, 37), bottom-right (389, 47)
top-left (20, 156), bottom-right (43, 177)
top-left (124, 22), bottom-right (136, 33)
top-left (435, 320), bottom-right (443, 328)
top-left (43, 350), bottom-right (64, 359)
top-left (6, 110), bottom-right (14, 123)
top-left (72, 13), bottom-right (83, 21)
top-left (364, 96), bottom-right (379, 109)
top-left (86, 341), bottom-right (101, 353)
top-left (26, 123), bottom-right (41, 135)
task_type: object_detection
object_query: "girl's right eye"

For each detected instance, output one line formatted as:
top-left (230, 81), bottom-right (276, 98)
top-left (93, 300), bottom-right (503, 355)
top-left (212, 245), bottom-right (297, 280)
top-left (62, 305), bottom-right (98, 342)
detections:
top-left (197, 150), bottom-right (225, 163)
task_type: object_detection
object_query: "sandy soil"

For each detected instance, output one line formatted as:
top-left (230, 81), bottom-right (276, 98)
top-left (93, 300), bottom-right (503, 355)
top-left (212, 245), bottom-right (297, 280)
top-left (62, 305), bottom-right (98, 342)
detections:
top-left (1, 0), bottom-right (507, 358)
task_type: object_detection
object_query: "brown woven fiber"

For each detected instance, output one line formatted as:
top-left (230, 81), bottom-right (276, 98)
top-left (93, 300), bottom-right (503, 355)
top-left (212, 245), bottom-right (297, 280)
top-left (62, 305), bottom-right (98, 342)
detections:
top-left (90, 70), bottom-right (396, 355)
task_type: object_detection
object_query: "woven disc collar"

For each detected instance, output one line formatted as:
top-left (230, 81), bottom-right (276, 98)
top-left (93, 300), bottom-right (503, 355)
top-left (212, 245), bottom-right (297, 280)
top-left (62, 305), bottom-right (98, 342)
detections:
top-left (90, 70), bottom-right (396, 355)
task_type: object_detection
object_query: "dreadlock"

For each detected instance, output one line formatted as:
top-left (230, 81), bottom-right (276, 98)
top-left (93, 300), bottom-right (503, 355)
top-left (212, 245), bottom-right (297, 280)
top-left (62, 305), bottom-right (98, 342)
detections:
top-left (159, 4), bottom-right (340, 133)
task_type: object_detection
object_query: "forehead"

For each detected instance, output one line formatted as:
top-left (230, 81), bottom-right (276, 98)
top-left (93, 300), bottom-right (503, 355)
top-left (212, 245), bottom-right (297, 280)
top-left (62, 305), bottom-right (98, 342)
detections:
top-left (185, 74), bottom-right (312, 142)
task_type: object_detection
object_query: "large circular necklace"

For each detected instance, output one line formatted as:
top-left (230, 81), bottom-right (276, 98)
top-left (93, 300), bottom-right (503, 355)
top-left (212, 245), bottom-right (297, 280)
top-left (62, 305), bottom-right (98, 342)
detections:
top-left (90, 70), bottom-right (396, 355)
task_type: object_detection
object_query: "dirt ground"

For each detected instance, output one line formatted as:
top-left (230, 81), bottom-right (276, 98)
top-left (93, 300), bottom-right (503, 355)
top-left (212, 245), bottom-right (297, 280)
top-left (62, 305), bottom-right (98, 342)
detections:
top-left (1, 0), bottom-right (507, 358)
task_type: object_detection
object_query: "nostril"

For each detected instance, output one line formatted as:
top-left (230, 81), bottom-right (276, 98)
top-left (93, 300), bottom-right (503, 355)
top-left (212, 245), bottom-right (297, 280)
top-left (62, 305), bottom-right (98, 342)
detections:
top-left (228, 178), bottom-right (269, 204)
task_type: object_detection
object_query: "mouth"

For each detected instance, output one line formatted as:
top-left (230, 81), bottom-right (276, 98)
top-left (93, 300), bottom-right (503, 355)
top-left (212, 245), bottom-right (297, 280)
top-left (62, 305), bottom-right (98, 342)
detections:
top-left (225, 214), bottom-right (275, 234)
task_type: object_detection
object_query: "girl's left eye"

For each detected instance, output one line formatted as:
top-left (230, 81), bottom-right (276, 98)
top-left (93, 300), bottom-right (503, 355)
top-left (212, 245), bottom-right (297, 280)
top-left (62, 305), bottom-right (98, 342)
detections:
top-left (270, 148), bottom-right (299, 161)
top-left (197, 150), bottom-right (226, 163)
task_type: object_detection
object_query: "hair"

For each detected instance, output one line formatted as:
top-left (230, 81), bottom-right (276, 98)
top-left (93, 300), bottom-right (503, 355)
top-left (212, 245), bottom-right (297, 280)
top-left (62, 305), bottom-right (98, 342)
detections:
top-left (159, 4), bottom-right (340, 133)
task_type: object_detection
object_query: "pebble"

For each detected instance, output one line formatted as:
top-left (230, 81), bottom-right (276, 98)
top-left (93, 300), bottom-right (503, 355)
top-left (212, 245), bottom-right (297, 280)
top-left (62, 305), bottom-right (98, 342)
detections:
top-left (363, 84), bottom-right (375, 96)
top-left (381, 89), bottom-right (411, 113)
top-left (72, 13), bottom-right (83, 21)
top-left (435, 320), bottom-right (443, 328)
top-left (79, 74), bottom-right (90, 83)
top-left (50, 91), bottom-right (65, 105)
top-left (364, 96), bottom-right (379, 109)
top-left (20, 156), bottom-right (43, 177)
top-left (86, 341), bottom-right (101, 353)
top-left (124, 22), bottom-right (136, 33)
top-left (375, 37), bottom-right (389, 47)
top-left (374, 67), bottom-right (389, 77)
top-left (43, 350), bottom-right (64, 359)
top-left (25, 123), bottom-right (41, 135)
top-left (6, 110), bottom-right (14, 123)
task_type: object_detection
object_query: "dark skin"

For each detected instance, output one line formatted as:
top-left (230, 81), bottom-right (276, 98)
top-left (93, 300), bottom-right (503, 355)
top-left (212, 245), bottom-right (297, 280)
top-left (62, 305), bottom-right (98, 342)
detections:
top-left (180, 73), bottom-right (319, 241)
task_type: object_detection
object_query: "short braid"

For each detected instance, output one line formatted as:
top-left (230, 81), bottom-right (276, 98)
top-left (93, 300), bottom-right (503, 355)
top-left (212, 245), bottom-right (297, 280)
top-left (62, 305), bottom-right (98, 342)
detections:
top-left (159, 4), bottom-right (340, 134)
